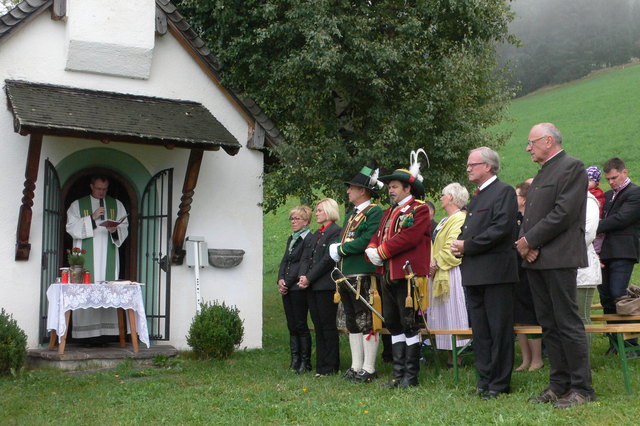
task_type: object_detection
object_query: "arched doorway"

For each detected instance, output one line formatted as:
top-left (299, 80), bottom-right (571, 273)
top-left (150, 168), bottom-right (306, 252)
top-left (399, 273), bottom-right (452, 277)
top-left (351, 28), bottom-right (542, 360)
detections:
top-left (61, 168), bottom-right (139, 281)
top-left (38, 149), bottom-right (173, 343)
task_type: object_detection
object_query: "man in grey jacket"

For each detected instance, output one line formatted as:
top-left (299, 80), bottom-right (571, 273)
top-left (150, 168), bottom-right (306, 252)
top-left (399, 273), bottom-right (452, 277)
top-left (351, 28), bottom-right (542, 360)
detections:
top-left (516, 123), bottom-right (595, 409)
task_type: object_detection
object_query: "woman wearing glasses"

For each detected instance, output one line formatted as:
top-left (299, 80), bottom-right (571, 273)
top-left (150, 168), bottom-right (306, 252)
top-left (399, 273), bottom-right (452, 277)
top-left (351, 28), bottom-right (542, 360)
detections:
top-left (278, 205), bottom-right (315, 373)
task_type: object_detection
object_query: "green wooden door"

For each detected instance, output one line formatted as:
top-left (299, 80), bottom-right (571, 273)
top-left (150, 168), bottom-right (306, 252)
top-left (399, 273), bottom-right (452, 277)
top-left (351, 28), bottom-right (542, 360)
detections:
top-left (138, 168), bottom-right (173, 340)
top-left (39, 159), bottom-right (63, 343)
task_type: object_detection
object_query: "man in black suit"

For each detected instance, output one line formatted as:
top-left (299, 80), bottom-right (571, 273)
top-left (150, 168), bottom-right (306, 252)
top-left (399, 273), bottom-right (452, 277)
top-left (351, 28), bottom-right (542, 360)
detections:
top-left (516, 123), bottom-right (595, 408)
top-left (597, 157), bottom-right (640, 353)
top-left (450, 147), bottom-right (518, 400)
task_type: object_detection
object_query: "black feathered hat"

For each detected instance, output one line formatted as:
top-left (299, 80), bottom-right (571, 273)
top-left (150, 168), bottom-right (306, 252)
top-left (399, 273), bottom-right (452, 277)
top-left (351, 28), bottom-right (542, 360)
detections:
top-left (344, 161), bottom-right (384, 198)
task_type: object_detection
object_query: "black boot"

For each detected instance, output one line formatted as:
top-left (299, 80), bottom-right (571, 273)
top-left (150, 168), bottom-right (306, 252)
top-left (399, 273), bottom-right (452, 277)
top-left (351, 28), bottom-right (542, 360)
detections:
top-left (400, 342), bottom-right (420, 388)
top-left (297, 335), bottom-right (312, 374)
top-left (289, 335), bottom-right (301, 371)
top-left (385, 342), bottom-right (406, 388)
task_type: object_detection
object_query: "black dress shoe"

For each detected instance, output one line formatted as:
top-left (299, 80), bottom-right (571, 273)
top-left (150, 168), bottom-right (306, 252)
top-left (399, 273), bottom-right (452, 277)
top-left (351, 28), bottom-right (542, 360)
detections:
top-left (352, 370), bottom-right (377, 383)
top-left (481, 390), bottom-right (508, 400)
top-left (342, 368), bottom-right (357, 380)
top-left (471, 387), bottom-right (487, 396)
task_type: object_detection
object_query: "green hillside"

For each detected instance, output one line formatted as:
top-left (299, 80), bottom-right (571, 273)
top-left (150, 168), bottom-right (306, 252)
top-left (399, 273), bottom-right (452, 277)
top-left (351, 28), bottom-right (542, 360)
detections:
top-left (495, 62), bottom-right (640, 187)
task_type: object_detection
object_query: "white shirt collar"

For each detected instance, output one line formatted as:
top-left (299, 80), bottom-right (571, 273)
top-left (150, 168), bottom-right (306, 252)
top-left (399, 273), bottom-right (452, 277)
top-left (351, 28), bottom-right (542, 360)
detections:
top-left (354, 200), bottom-right (371, 213)
top-left (398, 195), bottom-right (413, 206)
top-left (478, 175), bottom-right (497, 191)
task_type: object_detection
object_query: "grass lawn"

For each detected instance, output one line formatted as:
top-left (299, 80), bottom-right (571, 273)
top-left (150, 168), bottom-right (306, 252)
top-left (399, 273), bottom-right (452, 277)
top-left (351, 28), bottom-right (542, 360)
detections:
top-left (3, 65), bottom-right (640, 424)
top-left (1, 200), bottom-right (640, 424)
top-left (494, 62), bottom-right (640, 187)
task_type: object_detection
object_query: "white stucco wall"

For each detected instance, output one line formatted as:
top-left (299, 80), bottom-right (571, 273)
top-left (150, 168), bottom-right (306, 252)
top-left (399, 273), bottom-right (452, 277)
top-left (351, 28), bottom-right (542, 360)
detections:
top-left (65, 0), bottom-right (155, 79)
top-left (0, 9), bottom-right (263, 350)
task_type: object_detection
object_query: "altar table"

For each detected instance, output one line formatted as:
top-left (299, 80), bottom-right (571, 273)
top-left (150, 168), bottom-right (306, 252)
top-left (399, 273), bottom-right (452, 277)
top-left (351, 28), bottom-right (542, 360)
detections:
top-left (46, 283), bottom-right (150, 354)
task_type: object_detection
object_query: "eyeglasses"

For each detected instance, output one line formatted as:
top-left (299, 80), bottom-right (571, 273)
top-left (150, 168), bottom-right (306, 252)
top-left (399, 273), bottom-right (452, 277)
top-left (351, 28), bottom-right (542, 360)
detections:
top-left (289, 217), bottom-right (303, 222)
top-left (466, 162), bottom-right (486, 168)
top-left (527, 135), bottom-right (547, 146)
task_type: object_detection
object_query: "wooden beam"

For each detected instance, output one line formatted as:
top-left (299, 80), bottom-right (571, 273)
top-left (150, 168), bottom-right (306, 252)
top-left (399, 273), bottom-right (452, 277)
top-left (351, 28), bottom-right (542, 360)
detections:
top-left (52, 0), bottom-right (67, 20)
top-left (247, 123), bottom-right (265, 150)
top-left (171, 149), bottom-right (204, 264)
top-left (15, 133), bottom-right (43, 260)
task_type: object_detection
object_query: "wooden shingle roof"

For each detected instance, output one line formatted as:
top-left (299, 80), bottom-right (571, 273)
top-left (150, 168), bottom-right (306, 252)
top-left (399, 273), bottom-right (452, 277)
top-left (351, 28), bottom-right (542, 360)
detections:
top-left (5, 80), bottom-right (241, 154)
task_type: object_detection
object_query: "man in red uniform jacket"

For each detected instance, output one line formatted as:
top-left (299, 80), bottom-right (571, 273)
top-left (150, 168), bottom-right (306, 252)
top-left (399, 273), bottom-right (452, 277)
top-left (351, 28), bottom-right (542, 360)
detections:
top-left (366, 169), bottom-right (431, 388)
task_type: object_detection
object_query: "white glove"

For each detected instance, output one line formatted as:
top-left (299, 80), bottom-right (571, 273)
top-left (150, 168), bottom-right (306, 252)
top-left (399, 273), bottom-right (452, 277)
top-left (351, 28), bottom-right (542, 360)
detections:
top-left (365, 247), bottom-right (383, 266)
top-left (329, 243), bottom-right (341, 262)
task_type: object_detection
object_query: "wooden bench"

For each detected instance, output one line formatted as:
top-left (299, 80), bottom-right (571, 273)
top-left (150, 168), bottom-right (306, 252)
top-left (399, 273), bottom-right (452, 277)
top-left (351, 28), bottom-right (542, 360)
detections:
top-left (424, 322), bottom-right (640, 395)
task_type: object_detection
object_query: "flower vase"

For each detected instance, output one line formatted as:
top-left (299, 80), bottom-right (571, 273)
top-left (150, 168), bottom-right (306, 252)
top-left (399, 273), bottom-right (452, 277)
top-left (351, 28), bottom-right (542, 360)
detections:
top-left (69, 265), bottom-right (84, 283)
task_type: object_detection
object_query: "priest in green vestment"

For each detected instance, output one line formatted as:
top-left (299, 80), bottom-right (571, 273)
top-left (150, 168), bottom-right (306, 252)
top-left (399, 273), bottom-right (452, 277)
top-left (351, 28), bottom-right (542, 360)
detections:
top-left (66, 176), bottom-right (129, 338)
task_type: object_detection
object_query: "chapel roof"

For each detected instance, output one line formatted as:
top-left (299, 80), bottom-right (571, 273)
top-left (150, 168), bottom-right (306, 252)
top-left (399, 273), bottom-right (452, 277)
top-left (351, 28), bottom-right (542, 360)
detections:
top-left (6, 79), bottom-right (242, 154)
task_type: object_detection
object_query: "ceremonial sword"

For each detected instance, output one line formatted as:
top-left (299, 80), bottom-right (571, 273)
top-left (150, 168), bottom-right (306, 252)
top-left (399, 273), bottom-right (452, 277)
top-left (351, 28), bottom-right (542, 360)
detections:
top-left (331, 267), bottom-right (385, 322)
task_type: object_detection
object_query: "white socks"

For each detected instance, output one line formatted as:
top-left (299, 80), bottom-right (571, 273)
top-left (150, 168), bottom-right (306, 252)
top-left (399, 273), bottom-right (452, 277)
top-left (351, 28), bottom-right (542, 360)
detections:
top-left (362, 333), bottom-right (380, 374)
top-left (391, 333), bottom-right (407, 345)
top-left (406, 334), bottom-right (421, 346)
top-left (349, 333), bottom-right (364, 371)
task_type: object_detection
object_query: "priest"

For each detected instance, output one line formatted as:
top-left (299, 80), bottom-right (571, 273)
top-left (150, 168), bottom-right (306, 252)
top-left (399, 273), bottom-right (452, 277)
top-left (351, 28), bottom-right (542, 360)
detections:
top-left (66, 176), bottom-right (129, 338)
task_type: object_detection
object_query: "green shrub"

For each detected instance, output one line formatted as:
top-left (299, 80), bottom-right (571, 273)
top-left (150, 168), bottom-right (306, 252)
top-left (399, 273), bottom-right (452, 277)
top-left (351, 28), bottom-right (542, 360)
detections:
top-left (187, 301), bottom-right (244, 359)
top-left (0, 308), bottom-right (28, 375)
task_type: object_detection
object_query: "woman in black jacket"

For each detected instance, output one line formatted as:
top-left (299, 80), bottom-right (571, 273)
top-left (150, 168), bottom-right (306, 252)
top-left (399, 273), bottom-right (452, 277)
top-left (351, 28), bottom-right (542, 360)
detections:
top-left (299, 198), bottom-right (342, 376)
top-left (278, 205), bottom-right (315, 373)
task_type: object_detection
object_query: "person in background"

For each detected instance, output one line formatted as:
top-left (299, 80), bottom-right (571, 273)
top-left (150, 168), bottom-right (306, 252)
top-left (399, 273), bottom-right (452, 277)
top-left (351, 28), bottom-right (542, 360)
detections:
top-left (278, 205), bottom-right (315, 373)
top-left (451, 147), bottom-right (518, 400)
top-left (299, 198), bottom-right (342, 377)
top-left (427, 183), bottom-right (469, 368)
top-left (586, 166), bottom-right (605, 218)
top-left (513, 181), bottom-right (544, 372)
top-left (587, 165), bottom-right (605, 254)
top-left (66, 176), bottom-right (128, 339)
top-left (576, 188), bottom-right (602, 350)
top-left (425, 200), bottom-right (438, 241)
top-left (597, 157), bottom-right (640, 355)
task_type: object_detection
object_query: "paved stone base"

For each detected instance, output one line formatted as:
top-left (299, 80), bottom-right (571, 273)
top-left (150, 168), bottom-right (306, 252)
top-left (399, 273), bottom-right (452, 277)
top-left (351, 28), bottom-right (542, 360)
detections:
top-left (28, 344), bottom-right (178, 370)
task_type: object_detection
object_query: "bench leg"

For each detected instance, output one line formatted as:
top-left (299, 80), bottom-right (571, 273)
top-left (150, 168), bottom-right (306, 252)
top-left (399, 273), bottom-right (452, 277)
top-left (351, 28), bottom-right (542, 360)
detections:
top-left (451, 335), bottom-right (459, 383)
top-left (616, 333), bottom-right (633, 395)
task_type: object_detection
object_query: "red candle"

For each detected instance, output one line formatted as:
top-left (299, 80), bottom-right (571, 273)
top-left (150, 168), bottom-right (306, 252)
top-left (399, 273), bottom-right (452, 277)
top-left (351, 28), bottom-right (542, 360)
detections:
top-left (61, 269), bottom-right (69, 284)
top-left (84, 271), bottom-right (91, 284)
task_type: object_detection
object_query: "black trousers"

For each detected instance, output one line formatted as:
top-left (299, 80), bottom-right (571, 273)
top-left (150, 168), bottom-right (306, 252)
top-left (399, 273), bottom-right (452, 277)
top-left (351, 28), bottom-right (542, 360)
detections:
top-left (381, 271), bottom-right (419, 338)
top-left (282, 290), bottom-right (310, 337)
top-left (308, 289), bottom-right (340, 374)
top-left (465, 283), bottom-right (515, 392)
top-left (527, 268), bottom-right (594, 395)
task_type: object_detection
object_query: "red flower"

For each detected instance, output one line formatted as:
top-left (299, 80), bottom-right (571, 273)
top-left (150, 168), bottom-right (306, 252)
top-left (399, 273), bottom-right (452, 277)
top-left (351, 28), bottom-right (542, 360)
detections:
top-left (81, 249), bottom-right (87, 254)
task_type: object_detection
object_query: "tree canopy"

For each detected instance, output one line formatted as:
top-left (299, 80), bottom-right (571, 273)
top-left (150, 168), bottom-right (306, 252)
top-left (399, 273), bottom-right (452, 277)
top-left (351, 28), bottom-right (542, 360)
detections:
top-left (177, 0), bottom-right (515, 211)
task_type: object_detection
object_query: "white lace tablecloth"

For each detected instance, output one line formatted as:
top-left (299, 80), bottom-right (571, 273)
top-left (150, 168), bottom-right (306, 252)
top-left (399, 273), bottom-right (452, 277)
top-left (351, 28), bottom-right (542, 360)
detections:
top-left (46, 284), bottom-right (150, 348)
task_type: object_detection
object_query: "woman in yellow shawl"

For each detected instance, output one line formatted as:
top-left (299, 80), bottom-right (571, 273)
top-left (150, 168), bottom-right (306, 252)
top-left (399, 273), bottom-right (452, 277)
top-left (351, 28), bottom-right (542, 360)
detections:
top-left (427, 183), bottom-right (470, 367)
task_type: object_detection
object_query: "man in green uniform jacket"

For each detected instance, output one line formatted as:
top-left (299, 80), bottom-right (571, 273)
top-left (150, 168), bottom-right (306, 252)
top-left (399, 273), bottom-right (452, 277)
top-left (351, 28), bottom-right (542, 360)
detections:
top-left (330, 164), bottom-right (383, 383)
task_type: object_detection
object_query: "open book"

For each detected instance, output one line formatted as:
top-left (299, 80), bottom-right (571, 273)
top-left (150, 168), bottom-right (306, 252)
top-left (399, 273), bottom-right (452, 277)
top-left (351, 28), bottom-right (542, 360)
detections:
top-left (99, 215), bottom-right (128, 228)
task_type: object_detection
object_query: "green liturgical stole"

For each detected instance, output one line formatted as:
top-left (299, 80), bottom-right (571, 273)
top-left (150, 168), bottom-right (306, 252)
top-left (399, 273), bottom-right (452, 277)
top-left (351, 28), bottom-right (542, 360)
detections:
top-left (78, 195), bottom-right (118, 281)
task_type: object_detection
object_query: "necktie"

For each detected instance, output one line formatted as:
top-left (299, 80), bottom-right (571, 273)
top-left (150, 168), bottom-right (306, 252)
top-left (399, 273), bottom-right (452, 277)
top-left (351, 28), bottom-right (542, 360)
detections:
top-left (474, 188), bottom-right (480, 196)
